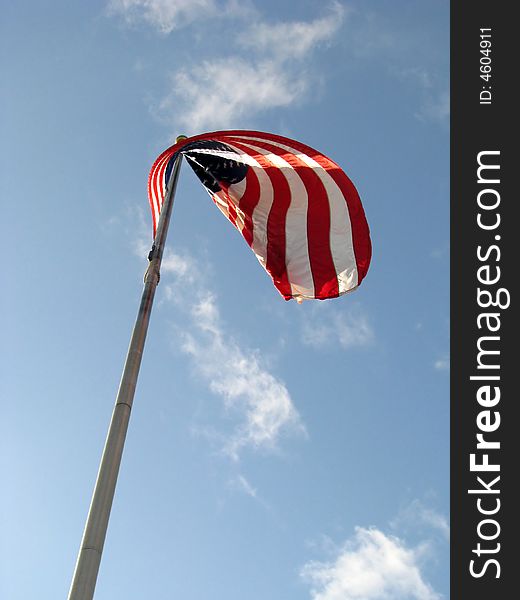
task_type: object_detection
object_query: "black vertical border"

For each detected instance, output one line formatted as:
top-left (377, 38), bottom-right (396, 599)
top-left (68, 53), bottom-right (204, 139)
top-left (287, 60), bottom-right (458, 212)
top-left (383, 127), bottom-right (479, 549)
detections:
top-left (451, 3), bottom-right (516, 598)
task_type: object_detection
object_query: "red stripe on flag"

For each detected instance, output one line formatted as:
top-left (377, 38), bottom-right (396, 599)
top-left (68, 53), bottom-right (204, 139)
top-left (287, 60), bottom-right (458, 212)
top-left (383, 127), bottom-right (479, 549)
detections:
top-left (230, 137), bottom-right (338, 299)
top-left (306, 152), bottom-right (371, 286)
top-left (228, 131), bottom-right (371, 287)
top-left (148, 153), bottom-right (170, 237)
top-left (155, 157), bottom-right (167, 214)
top-left (226, 139), bottom-right (293, 299)
top-left (223, 185), bottom-right (238, 227)
top-left (235, 167), bottom-right (261, 248)
top-left (147, 147), bottom-right (177, 237)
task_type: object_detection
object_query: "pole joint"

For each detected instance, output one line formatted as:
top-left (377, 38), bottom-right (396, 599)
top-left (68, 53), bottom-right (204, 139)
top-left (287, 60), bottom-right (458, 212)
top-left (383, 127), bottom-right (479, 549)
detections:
top-left (143, 260), bottom-right (160, 286)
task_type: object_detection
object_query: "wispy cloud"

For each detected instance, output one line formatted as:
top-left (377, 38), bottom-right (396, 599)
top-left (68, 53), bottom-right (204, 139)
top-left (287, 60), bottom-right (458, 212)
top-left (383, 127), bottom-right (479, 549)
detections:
top-left (335, 10), bottom-right (449, 125)
top-left (161, 251), bottom-right (305, 460)
top-left (109, 1), bottom-right (448, 128)
top-left (161, 250), bottom-right (197, 281)
top-left (107, 0), bottom-right (241, 34)
top-left (430, 242), bottom-right (449, 260)
top-left (301, 304), bottom-right (374, 350)
top-left (391, 500), bottom-right (450, 542)
top-left (238, 2), bottom-right (346, 60)
top-left (301, 527), bottom-right (441, 600)
top-left (182, 292), bottom-right (305, 459)
top-left (153, 4), bottom-right (345, 131)
top-left (392, 66), bottom-right (449, 125)
top-left (232, 473), bottom-right (258, 498)
top-left (434, 356), bottom-right (449, 372)
top-left (227, 473), bottom-right (275, 512)
top-left (160, 57), bottom-right (307, 132)
top-left (417, 90), bottom-right (449, 124)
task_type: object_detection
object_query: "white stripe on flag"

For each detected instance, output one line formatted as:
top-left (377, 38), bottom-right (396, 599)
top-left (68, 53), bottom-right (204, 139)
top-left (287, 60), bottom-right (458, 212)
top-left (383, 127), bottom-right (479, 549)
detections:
top-left (239, 140), bottom-right (315, 299)
top-left (242, 136), bottom-right (358, 293)
top-left (223, 142), bottom-right (273, 271)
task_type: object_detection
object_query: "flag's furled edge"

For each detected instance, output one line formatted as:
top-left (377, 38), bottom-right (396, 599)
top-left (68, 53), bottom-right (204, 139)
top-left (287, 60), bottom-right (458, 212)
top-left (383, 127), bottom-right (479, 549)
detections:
top-left (148, 130), bottom-right (371, 301)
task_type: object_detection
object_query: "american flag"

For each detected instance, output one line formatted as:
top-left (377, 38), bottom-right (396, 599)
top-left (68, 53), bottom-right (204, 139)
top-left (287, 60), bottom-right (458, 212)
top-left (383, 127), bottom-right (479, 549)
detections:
top-left (148, 130), bottom-right (371, 301)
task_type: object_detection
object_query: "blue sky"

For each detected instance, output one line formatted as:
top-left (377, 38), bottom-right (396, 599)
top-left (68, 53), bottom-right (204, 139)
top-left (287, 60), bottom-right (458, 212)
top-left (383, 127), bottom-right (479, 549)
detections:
top-left (1, 1), bottom-right (449, 598)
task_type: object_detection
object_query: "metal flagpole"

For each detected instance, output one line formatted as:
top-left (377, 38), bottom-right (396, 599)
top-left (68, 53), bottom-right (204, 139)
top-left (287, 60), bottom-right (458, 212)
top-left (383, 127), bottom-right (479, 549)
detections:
top-left (68, 136), bottom-right (187, 600)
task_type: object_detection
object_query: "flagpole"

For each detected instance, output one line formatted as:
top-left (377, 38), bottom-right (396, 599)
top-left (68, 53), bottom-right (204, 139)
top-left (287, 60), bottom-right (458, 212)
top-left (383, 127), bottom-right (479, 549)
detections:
top-left (68, 136), bottom-right (187, 600)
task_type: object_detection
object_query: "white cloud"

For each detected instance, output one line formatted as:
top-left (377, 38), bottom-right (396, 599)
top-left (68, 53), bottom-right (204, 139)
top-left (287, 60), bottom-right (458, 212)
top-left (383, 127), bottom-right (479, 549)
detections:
top-left (108, 0), bottom-right (219, 33)
top-left (161, 250), bottom-right (197, 282)
top-left (417, 90), bottom-right (449, 124)
top-left (153, 4), bottom-right (345, 131)
top-left (421, 512), bottom-right (449, 541)
top-left (301, 527), bottom-right (440, 600)
top-left (396, 67), bottom-right (434, 90)
top-left (231, 474), bottom-right (258, 498)
top-left (108, 0), bottom-right (254, 33)
top-left (301, 304), bottom-right (374, 349)
top-left (182, 292), bottom-right (304, 459)
top-left (430, 242), bottom-right (449, 260)
top-left (163, 252), bottom-right (304, 460)
top-left (394, 67), bottom-right (449, 124)
top-left (238, 2), bottom-right (346, 60)
top-left (391, 500), bottom-right (450, 542)
top-left (160, 57), bottom-right (307, 132)
top-left (434, 356), bottom-right (449, 371)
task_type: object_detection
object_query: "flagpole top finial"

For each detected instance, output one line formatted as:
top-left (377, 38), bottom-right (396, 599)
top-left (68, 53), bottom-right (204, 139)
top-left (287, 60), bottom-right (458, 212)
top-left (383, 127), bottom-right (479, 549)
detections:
top-left (176, 135), bottom-right (188, 143)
